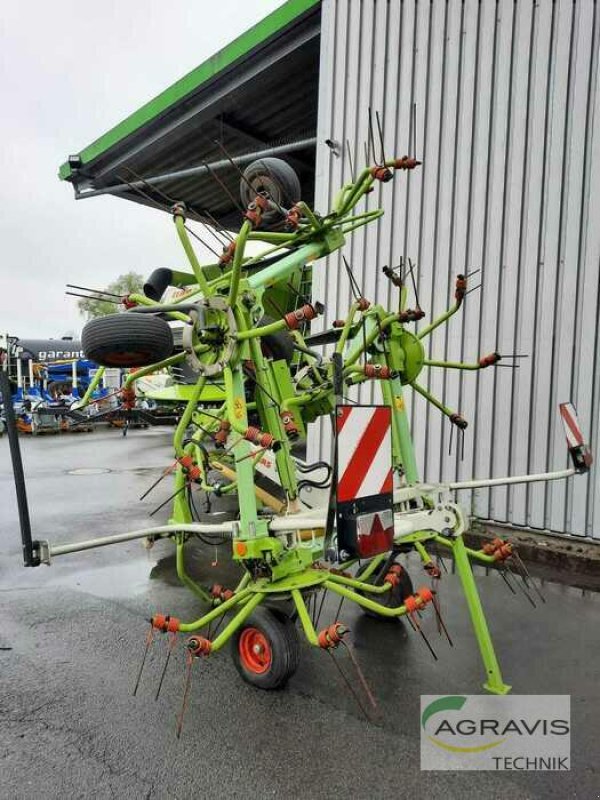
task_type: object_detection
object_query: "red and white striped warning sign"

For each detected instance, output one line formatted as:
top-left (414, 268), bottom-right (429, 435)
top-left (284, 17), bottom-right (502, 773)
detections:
top-left (336, 405), bottom-right (393, 503)
top-left (559, 402), bottom-right (585, 448)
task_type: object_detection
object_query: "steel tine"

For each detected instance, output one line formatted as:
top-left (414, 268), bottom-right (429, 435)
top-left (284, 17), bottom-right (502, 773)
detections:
top-left (149, 484), bottom-right (186, 517)
top-left (375, 110), bottom-right (386, 165)
top-left (327, 649), bottom-right (371, 722)
top-left (431, 593), bottom-right (453, 647)
top-left (183, 223), bottom-right (221, 259)
top-left (340, 640), bottom-right (378, 710)
top-left (411, 102), bottom-right (417, 158)
top-left (346, 139), bottom-right (356, 182)
top-left (66, 284), bottom-right (123, 298)
top-left (212, 138), bottom-right (257, 198)
top-left (408, 258), bottom-right (420, 308)
top-left (314, 588), bottom-right (328, 629)
top-left (436, 554), bottom-right (449, 574)
top-left (155, 632), bottom-right (177, 700)
top-left (202, 160), bottom-right (246, 214)
top-left (507, 561), bottom-right (536, 608)
top-left (133, 623), bottom-right (154, 696)
top-left (203, 208), bottom-right (235, 242)
top-left (116, 173), bottom-right (171, 214)
top-left (513, 552), bottom-right (546, 604)
top-left (367, 107), bottom-right (377, 166)
top-left (122, 164), bottom-right (177, 207)
top-left (140, 461), bottom-right (177, 501)
top-left (65, 291), bottom-right (121, 303)
top-left (176, 650), bottom-right (195, 739)
top-left (410, 613), bottom-right (438, 661)
top-left (498, 564), bottom-right (518, 594)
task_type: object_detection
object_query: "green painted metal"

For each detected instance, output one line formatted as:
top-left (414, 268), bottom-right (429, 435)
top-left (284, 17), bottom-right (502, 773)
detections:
top-left (69, 148), bottom-right (522, 697)
top-left (58, 0), bottom-right (321, 180)
top-left (450, 536), bottom-right (511, 694)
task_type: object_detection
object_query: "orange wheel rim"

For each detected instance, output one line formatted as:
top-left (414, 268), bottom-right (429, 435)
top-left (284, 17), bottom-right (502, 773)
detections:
top-left (239, 627), bottom-right (272, 674)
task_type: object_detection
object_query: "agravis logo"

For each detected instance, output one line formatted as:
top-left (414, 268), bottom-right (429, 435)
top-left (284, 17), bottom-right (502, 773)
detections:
top-left (422, 695), bottom-right (506, 753)
top-left (420, 695), bottom-right (570, 771)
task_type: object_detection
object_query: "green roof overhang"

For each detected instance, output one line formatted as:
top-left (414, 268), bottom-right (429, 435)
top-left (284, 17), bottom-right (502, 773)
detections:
top-left (58, 0), bottom-right (320, 181)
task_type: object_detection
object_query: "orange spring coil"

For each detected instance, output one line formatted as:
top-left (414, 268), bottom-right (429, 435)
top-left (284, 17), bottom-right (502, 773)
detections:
top-left (479, 352), bottom-right (501, 368)
top-left (370, 165), bottom-right (393, 182)
top-left (214, 420), bottom-right (231, 448)
top-left (244, 427), bottom-right (275, 450)
top-left (280, 411), bottom-right (299, 439)
top-left (317, 622), bottom-right (347, 649)
top-left (393, 156), bottom-right (421, 170)
top-left (218, 241), bottom-right (236, 267)
top-left (364, 364), bottom-right (391, 379)
top-left (187, 636), bottom-right (212, 657)
top-left (152, 614), bottom-right (180, 633)
top-left (284, 303), bottom-right (319, 330)
top-left (455, 274), bottom-right (467, 300)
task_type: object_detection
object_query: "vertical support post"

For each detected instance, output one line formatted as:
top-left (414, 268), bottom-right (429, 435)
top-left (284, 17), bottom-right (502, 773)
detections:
top-left (0, 371), bottom-right (39, 566)
top-left (452, 536), bottom-right (510, 694)
top-left (16, 356), bottom-right (22, 389)
top-left (71, 359), bottom-right (78, 392)
top-left (247, 335), bottom-right (298, 500)
top-left (382, 374), bottom-right (419, 483)
top-left (28, 359), bottom-right (34, 390)
top-left (225, 366), bottom-right (264, 540)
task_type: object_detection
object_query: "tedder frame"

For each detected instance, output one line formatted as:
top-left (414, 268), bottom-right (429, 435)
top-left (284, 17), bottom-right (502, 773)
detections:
top-left (5, 139), bottom-right (592, 727)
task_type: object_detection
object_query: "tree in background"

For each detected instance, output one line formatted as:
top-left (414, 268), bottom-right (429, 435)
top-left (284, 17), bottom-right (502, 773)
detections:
top-left (77, 271), bottom-right (144, 319)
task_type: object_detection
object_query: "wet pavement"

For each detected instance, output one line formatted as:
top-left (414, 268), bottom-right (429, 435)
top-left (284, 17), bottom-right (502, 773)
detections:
top-left (0, 429), bottom-right (599, 799)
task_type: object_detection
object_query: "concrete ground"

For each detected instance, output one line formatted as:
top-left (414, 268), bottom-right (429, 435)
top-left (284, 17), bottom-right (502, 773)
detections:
top-left (0, 428), bottom-right (598, 799)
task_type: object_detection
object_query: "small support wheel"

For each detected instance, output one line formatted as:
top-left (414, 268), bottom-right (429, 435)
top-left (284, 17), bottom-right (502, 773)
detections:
top-left (356, 559), bottom-right (414, 621)
top-left (231, 607), bottom-right (300, 689)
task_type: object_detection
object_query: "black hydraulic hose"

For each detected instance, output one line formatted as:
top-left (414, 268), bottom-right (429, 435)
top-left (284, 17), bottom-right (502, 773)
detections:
top-left (0, 371), bottom-right (40, 566)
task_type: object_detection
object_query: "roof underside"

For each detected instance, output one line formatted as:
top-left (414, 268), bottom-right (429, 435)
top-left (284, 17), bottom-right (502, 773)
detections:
top-left (61, 0), bottom-right (321, 231)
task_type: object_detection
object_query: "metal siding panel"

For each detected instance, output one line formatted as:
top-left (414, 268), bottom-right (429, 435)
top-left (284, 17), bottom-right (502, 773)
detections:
top-left (529, 0), bottom-right (573, 530)
top-left (437, 0), bottom-right (465, 484)
top-left (409, 0), bottom-right (435, 480)
top-left (314, 0), bottom-right (599, 536)
top-left (472, 0), bottom-right (502, 520)
top-left (454, 0), bottom-right (483, 512)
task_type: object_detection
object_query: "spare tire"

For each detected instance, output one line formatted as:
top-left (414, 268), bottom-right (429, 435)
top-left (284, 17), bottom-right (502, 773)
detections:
top-left (82, 313), bottom-right (173, 368)
top-left (240, 158), bottom-right (301, 230)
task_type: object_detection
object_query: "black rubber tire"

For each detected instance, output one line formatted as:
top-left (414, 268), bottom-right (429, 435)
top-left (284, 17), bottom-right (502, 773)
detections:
top-left (82, 313), bottom-right (173, 368)
top-left (258, 316), bottom-right (295, 364)
top-left (240, 158), bottom-right (301, 230)
top-left (356, 559), bottom-right (414, 620)
top-left (231, 606), bottom-right (300, 690)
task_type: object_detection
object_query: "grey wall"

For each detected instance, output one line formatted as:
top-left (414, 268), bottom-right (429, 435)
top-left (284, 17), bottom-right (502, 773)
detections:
top-left (310, 0), bottom-right (600, 538)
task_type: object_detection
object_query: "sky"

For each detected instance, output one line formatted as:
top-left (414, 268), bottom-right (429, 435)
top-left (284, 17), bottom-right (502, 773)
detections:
top-left (0, 0), bottom-right (286, 339)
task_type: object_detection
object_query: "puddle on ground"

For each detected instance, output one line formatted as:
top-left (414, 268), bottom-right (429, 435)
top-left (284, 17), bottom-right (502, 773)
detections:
top-left (66, 467), bottom-right (111, 476)
top-left (42, 538), bottom-right (244, 600)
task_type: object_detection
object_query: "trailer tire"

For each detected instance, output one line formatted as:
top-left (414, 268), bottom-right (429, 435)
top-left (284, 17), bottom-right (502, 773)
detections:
top-left (231, 607), bottom-right (300, 689)
top-left (82, 314), bottom-right (173, 368)
top-left (240, 158), bottom-right (301, 230)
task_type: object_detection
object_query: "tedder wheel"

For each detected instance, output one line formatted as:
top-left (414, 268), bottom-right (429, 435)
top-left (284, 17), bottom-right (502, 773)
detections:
top-left (356, 559), bottom-right (414, 621)
top-left (231, 606), bottom-right (300, 690)
top-left (240, 158), bottom-right (301, 230)
top-left (82, 313), bottom-right (173, 368)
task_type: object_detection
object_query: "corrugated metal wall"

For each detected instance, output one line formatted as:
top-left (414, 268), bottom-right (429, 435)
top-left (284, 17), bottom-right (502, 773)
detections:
top-left (311, 0), bottom-right (600, 538)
